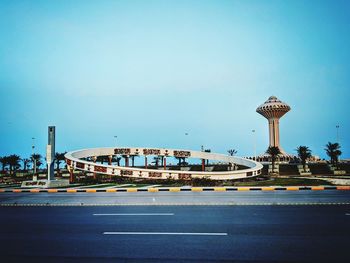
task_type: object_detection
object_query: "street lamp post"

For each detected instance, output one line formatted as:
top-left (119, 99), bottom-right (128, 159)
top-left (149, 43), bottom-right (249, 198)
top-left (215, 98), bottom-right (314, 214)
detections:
top-left (252, 129), bottom-right (256, 161)
top-left (336, 125), bottom-right (339, 143)
top-left (32, 137), bottom-right (37, 180)
top-left (114, 136), bottom-right (117, 146)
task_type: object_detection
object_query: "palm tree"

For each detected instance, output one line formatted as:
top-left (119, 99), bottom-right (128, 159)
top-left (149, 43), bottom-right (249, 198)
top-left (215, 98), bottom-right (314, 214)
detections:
top-left (55, 152), bottom-right (66, 174)
top-left (31, 154), bottom-right (42, 172)
top-left (22, 158), bottom-right (31, 172)
top-left (296, 146), bottom-right (312, 172)
top-left (204, 149), bottom-right (211, 166)
top-left (175, 157), bottom-right (182, 166)
top-left (227, 149), bottom-right (237, 156)
top-left (153, 156), bottom-right (160, 167)
top-left (175, 157), bottom-right (188, 166)
top-left (96, 156), bottom-right (108, 164)
top-left (0, 156), bottom-right (9, 172)
top-left (110, 156), bottom-right (119, 164)
top-left (116, 157), bottom-right (121, 166)
top-left (7, 154), bottom-right (21, 175)
top-left (129, 154), bottom-right (138, 167)
top-left (325, 142), bottom-right (342, 168)
top-left (266, 146), bottom-right (281, 174)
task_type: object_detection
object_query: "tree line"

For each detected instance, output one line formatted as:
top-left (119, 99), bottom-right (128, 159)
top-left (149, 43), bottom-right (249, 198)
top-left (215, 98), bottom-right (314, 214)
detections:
top-left (0, 152), bottom-right (66, 175)
top-left (0, 142), bottom-right (343, 176)
top-left (267, 142), bottom-right (342, 173)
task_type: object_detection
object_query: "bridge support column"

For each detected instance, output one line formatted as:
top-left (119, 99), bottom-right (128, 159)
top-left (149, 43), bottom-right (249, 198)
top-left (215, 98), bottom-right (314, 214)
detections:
top-left (202, 159), bottom-right (205, 171)
top-left (68, 165), bottom-right (74, 184)
top-left (108, 155), bottom-right (113, 181)
top-left (92, 156), bottom-right (97, 179)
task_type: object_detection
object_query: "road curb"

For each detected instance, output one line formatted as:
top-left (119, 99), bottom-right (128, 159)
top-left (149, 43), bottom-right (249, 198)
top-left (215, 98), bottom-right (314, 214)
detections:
top-left (1, 202), bottom-right (350, 207)
top-left (0, 185), bottom-right (349, 193)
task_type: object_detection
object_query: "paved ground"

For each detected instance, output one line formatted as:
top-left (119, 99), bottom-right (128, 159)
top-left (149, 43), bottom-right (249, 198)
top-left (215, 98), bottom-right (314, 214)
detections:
top-left (320, 178), bottom-right (350, 185)
top-left (294, 176), bottom-right (350, 185)
top-left (1, 191), bottom-right (349, 262)
top-left (0, 205), bottom-right (349, 262)
top-left (1, 190), bottom-right (350, 206)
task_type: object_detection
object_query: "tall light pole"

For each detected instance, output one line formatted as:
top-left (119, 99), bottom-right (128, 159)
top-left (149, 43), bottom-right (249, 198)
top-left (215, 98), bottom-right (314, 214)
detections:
top-left (252, 129), bottom-right (256, 161)
top-left (31, 137), bottom-right (36, 179)
top-left (114, 136), bottom-right (117, 146)
top-left (336, 125), bottom-right (339, 143)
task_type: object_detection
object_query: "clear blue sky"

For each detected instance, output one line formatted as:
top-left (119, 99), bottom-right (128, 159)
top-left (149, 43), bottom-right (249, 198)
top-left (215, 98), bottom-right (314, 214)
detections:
top-left (0, 0), bottom-right (349, 160)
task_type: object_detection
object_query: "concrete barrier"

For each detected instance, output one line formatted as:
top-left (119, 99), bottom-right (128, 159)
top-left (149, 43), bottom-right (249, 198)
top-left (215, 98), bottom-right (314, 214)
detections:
top-left (311, 186), bottom-right (324, 191)
top-left (237, 187), bottom-right (250, 191)
top-left (337, 186), bottom-right (350, 190)
top-left (262, 187), bottom-right (275, 191)
top-left (214, 187), bottom-right (226, 192)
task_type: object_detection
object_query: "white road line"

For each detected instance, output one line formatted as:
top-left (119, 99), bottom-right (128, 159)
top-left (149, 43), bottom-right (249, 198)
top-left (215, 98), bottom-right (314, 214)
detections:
top-left (93, 213), bottom-right (174, 216)
top-left (103, 232), bottom-right (227, 236)
top-left (346, 213), bottom-right (350, 216)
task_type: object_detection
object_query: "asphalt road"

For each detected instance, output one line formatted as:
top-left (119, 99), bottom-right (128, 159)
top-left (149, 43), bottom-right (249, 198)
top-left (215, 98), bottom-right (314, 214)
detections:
top-left (0, 205), bottom-right (349, 262)
top-left (1, 190), bottom-right (350, 206)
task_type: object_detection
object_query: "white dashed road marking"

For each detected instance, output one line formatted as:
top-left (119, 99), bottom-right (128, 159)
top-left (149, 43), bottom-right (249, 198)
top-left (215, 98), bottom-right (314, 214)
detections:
top-left (103, 232), bottom-right (227, 236)
top-left (93, 213), bottom-right (174, 216)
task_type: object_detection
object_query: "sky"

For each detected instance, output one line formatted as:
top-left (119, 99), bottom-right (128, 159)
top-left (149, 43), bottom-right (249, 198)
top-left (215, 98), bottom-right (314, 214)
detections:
top-left (0, 0), bottom-right (349, 161)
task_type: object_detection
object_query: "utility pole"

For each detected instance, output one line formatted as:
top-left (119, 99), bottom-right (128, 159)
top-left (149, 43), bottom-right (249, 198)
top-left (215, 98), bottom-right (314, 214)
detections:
top-left (32, 137), bottom-right (37, 181)
top-left (252, 129), bottom-right (256, 161)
